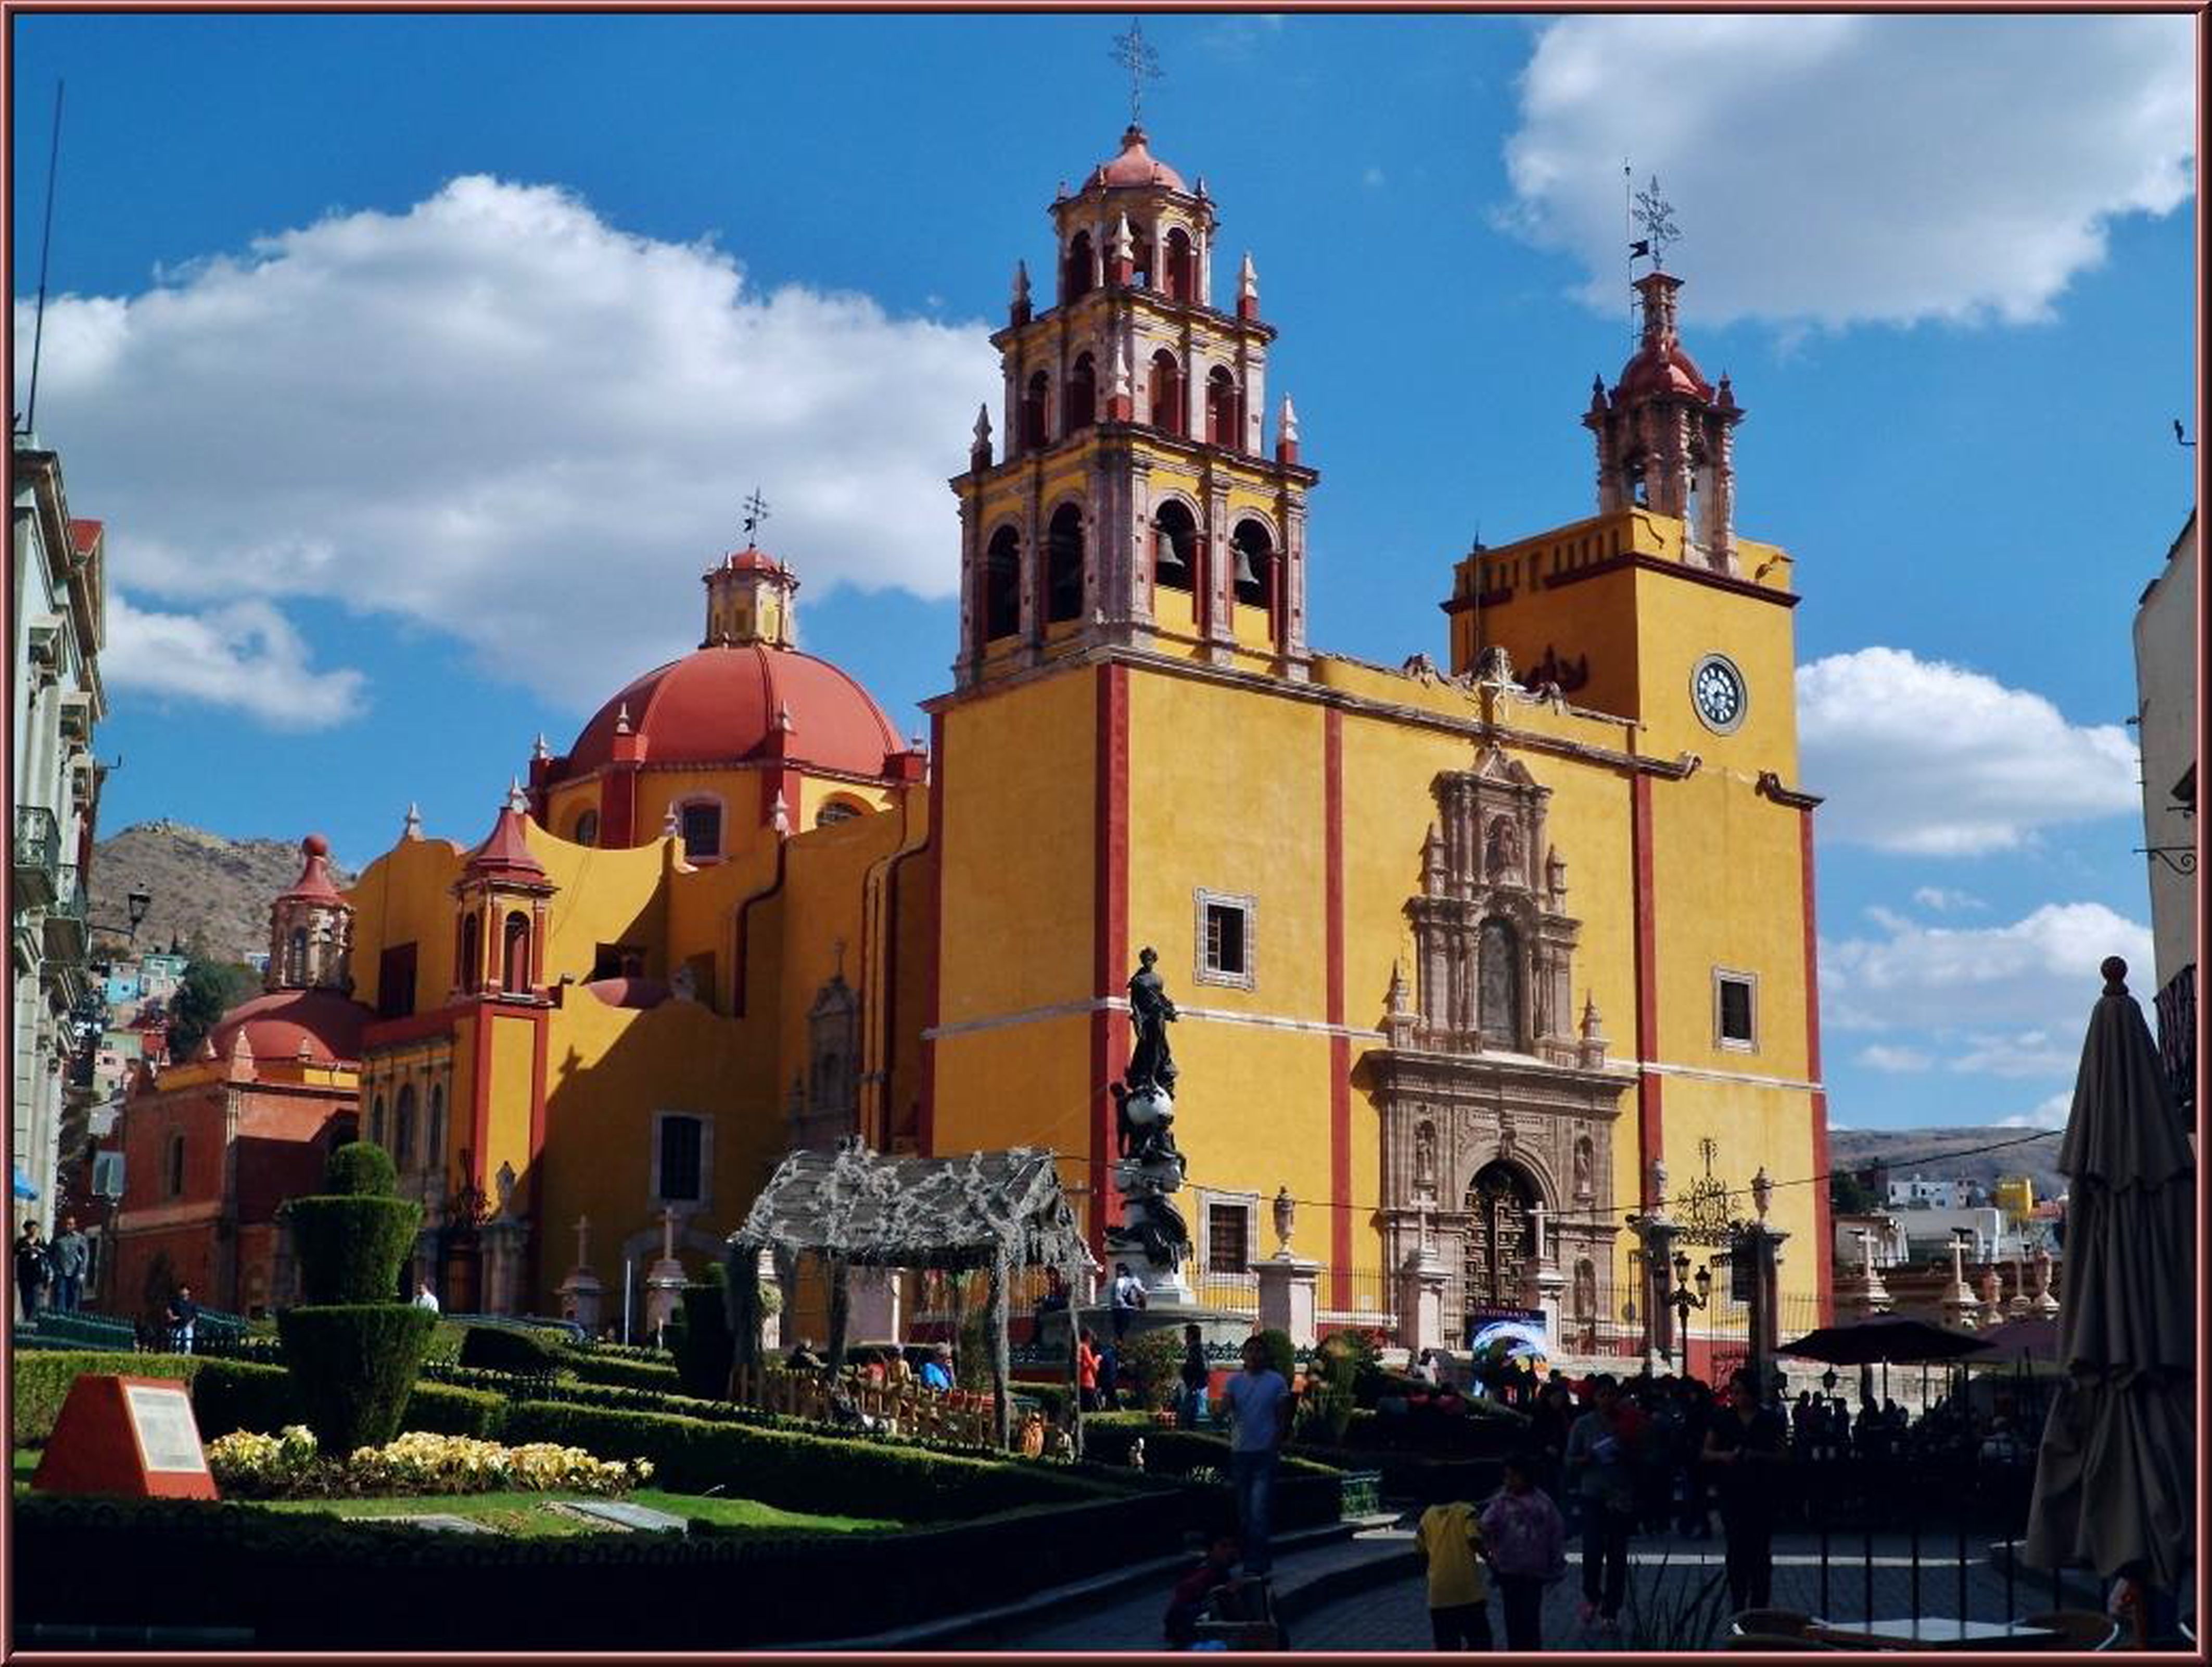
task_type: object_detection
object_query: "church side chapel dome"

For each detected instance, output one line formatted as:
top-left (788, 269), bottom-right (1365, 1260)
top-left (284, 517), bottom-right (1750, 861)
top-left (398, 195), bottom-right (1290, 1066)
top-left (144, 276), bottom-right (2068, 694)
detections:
top-left (557, 544), bottom-right (905, 781)
top-left (211, 834), bottom-right (375, 1065)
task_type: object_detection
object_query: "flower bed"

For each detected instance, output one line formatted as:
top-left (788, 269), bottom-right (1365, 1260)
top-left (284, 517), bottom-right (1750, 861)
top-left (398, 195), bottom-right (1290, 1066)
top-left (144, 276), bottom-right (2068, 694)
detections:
top-left (207, 1427), bottom-right (651, 1499)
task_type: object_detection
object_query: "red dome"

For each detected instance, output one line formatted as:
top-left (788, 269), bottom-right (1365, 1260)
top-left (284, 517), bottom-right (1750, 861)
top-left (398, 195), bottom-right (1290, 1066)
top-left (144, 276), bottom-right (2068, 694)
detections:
top-left (1617, 340), bottom-right (1712, 403)
top-left (1092, 125), bottom-right (1187, 192)
top-left (210, 989), bottom-right (374, 1066)
top-left (565, 643), bottom-right (903, 779)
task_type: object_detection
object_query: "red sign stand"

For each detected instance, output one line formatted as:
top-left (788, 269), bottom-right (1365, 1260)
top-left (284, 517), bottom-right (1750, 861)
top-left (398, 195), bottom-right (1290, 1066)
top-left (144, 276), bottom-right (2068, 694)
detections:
top-left (31, 1373), bottom-right (220, 1500)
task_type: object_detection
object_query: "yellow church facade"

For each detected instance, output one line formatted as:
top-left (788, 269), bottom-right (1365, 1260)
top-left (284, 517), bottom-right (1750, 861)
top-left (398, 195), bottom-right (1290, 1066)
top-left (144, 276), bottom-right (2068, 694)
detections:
top-left (233, 122), bottom-right (1828, 1349)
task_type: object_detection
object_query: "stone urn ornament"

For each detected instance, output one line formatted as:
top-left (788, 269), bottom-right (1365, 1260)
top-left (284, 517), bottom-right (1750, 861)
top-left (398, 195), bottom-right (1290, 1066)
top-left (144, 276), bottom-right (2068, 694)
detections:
top-left (1273, 1185), bottom-right (1296, 1258)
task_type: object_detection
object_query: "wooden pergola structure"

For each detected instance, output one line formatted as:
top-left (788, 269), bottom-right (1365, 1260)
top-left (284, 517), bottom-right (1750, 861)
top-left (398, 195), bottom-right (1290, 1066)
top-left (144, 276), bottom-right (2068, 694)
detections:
top-left (725, 1143), bottom-right (1095, 1448)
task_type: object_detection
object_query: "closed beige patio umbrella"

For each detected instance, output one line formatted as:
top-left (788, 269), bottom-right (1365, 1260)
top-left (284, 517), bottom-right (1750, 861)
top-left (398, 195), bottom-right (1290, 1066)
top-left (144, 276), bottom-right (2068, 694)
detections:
top-left (2022, 958), bottom-right (2195, 1597)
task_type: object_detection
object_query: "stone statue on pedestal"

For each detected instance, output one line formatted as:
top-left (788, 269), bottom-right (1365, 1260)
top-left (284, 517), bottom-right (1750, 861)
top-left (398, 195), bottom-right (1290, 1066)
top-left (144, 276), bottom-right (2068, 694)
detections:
top-left (1104, 951), bottom-right (1194, 1293)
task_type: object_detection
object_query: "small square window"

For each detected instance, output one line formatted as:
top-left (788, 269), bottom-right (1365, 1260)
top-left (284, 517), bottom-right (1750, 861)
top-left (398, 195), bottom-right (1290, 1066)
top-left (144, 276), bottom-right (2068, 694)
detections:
top-left (1206, 1202), bottom-right (1252, 1274)
top-left (679, 802), bottom-right (721, 861)
top-left (1194, 889), bottom-right (1256, 989)
top-left (1715, 971), bottom-right (1757, 1051)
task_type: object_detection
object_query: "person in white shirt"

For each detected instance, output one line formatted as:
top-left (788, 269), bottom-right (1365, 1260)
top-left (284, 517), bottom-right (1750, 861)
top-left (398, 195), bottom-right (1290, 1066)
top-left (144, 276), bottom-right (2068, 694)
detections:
top-left (412, 1281), bottom-right (440, 1314)
top-left (1110, 1263), bottom-right (1148, 1341)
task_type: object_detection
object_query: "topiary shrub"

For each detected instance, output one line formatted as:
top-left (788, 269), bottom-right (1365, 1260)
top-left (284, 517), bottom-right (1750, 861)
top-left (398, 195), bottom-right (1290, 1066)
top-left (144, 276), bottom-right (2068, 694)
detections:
top-left (1254, 1328), bottom-right (1296, 1384)
top-left (281, 1196), bottom-right (421, 1305)
top-left (670, 1283), bottom-right (734, 1401)
top-left (1119, 1329), bottom-right (1185, 1410)
top-left (323, 1141), bottom-right (398, 1198)
top-left (457, 1324), bottom-right (563, 1375)
top-left (276, 1142), bottom-right (434, 1451)
top-left (278, 1306), bottom-right (438, 1452)
top-left (1296, 1331), bottom-right (1361, 1445)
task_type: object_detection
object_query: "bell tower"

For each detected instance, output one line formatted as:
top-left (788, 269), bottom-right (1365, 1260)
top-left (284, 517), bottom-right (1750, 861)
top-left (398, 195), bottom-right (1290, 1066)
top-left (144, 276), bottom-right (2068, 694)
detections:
top-left (1583, 270), bottom-right (1743, 574)
top-left (950, 124), bottom-right (1319, 688)
top-left (267, 834), bottom-right (354, 993)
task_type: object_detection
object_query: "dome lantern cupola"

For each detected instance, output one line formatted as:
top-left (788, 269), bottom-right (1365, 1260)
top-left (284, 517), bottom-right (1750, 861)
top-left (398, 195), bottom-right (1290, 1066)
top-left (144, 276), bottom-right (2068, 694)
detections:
top-left (703, 544), bottom-right (799, 650)
top-left (267, 834), bottom-right (354, 995)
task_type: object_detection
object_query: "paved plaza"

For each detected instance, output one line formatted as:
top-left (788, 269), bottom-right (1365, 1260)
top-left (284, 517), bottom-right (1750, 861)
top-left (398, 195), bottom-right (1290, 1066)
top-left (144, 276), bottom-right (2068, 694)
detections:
top-left (989, 1523), bottom-right (2090, 1652)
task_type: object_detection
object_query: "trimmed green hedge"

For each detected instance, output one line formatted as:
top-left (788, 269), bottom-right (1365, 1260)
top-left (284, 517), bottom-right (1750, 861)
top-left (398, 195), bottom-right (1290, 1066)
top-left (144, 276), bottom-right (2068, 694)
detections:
top-left (322, 1141), bottom-right (397, 1198)
top-left (501, 1401), bottom-right (1101, 1520)
top-left (279, 1196), bottom-right (421, 1305)
top-left (279, 1305), bottom-right (437, 1450)
top-left (1071, 1417), bottom-right (1347, 1534)
top-left (457, 1324), bottom-right (562, 1374)
top-left (9, 1480), bottom-right (1196, 1647)
top-left (12, 1352), bottom-right (199, 1444)
top-left (560, 1353), bottom-right (684, 1394)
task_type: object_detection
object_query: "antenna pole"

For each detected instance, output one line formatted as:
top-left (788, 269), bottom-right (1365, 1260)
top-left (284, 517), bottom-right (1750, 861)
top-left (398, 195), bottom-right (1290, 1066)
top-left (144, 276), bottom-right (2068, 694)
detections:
top-left (26, 80), bottom-right (66, 436)
top-left (1623, 158), bottom-right (1633, 352)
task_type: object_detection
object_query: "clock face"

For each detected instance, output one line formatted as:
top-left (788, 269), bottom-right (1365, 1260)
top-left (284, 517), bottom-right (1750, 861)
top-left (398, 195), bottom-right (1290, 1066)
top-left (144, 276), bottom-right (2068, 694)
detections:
top-left (1690, 654), bottom-right (1748, 734)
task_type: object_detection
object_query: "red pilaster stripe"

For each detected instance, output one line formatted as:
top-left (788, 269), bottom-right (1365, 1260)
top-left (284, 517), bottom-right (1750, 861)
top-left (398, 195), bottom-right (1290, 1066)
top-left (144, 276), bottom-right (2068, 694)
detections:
top-left (1325, 709), bottom-right (1352, 1307)
top-left (1800, 805), bottom-right (1834, 1324)
top-left (1090, 664), bottom-right (1131, 1256)
top-left (527, 1008), bottom-right (549, 1180)
top-left (919, 710), bottom-right (946, 1156)
top-left (1631, 772), bottom-right (1663, 1206)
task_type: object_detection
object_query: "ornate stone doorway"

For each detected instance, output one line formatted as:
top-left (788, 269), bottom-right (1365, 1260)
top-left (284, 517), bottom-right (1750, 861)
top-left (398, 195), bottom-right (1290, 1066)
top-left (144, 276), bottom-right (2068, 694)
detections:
top-left (1463, 1160), bottom-right (1539, 1312)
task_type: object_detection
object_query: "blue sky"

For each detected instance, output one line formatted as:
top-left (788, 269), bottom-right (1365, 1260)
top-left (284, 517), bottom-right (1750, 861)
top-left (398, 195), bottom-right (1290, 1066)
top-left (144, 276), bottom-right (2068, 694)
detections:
top-left (10, 12), bottom-right (2197, 1132)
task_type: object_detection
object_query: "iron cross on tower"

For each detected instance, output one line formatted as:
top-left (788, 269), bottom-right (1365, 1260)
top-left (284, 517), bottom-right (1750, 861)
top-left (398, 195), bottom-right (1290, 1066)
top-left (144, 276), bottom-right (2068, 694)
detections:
top-left (1633, 175), bottom-right (1681, 270)
top-left (1110, 16), bottom-right (1163, 125)
top-left (741, 488), bottom-right (770, 546)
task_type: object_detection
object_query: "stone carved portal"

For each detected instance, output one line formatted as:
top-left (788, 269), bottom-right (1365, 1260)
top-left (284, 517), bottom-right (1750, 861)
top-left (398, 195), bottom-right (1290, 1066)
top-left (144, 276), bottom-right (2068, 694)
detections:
top-left (1372, 745), bottom-right (1632, 1347)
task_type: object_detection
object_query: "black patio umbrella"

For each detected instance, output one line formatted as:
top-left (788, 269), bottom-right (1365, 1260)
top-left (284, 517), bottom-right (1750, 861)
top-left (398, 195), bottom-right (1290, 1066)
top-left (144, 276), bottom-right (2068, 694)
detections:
top-left (2023, 958), bottom-right (2195, 1598)
top-left (1778, 1315), bottom-right (1994, 1366)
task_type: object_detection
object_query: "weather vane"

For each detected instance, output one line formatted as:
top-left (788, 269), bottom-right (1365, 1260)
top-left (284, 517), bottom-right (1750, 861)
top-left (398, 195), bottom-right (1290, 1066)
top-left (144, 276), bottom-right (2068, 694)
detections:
top-left (1632, 174), bottom-right (1681, 270)
top-left (742, 487), bottom-right (770, 545)
top-left (1110, 16), bottom-right (1163, 127)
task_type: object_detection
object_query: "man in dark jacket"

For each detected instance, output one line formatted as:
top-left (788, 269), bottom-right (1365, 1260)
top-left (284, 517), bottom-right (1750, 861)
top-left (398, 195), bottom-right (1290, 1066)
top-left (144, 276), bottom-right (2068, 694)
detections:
top-left (15, 1221), bottom-right (52, 1322)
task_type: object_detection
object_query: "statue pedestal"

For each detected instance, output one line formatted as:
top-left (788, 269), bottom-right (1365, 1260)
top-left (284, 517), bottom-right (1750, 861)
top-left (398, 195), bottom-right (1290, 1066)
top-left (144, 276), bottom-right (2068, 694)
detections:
top-left (644, 1256), bottom-right (688, 1334)
top-left (479, 1216), bottom-right (528, 1316)
top-left (1254, 1255), bottom-right (1323, 1348)
top-left (557, 1266), bottom-right (605, 1332)
top-left (1395, 1252), bottom-right (1450, 1354)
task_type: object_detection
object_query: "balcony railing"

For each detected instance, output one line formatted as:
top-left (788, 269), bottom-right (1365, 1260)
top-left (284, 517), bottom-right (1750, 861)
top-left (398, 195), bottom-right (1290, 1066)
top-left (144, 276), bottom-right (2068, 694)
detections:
top-left (42, 866), bottom-right (88, 961)
top-left (12, 806), bottom-right (60, 907)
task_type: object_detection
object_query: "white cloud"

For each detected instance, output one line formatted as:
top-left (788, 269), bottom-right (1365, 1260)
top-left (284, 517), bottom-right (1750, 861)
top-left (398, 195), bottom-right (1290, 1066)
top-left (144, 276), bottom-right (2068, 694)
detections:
top-left (16, 176), bottom-right (997, 723)
top-left (1947, 1030), bottom-right (2078, 1079)
top-left (1995, 1090), bottom-right (2074, 1131)
top-left (103, 595), bottom-right (366, 730)
top-left (1857, 1044), bottom-right (1933, 1074)
top-left (1913, 887), bottom-right (1986, 914)
top-left (1821, 900), bottom-right (2151, 1041)
top-left (1799, 647), bottom-right (2138, 855)
top-left (1501, 15), bottom-right (2194, 330)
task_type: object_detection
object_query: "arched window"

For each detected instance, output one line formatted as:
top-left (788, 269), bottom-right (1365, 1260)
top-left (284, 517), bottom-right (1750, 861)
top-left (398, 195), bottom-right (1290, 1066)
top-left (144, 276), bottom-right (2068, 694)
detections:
top-left (1064, 353), bottom-right (1097, 432)
top-left (502, 911), bottom-right (532, 993)
top-left (1164, 227), bottom-right (1196, 302)
top-left (1129, 222), bottom-right (1153, 289)
top-left (1021, 370), bottom-right (1050, 452)
top-left (370, 1093), bottom-right (387, 1150)
top-left (1463, 1160), bottom-right (1538, 1312)
top-left (815, 798), bottom-right (863, 829)
top-left (1148, 349), bottom-right (1184, 435)
top-left (679, 801), bottom-right (722, 862)
top-left (1479, 917), bottom-right (1520, 1046)
top-left (571, 809), bottom-right (599, 847)
top-left (1153, 501), bottom-right (1198, 593)
top-left (983, 526), bottom-right (1021, 641)
top-left (1063, 230), bottom-right (1095, 303)
top-left (395, 1083), bottom-right (417, 1167)
top-left (1231, 519), bottom-right (1274, 610)
top-left (458, 913), bottom-right (482, 993)
top-left (166, 1132), bottom-right (186, 1198)
top-left (1206, 367), bottom-right (1239, 449)
top-left (425, 1085), bottom-right (445, 1179)
top-left (1046, 504), bottom-right (1085, 624)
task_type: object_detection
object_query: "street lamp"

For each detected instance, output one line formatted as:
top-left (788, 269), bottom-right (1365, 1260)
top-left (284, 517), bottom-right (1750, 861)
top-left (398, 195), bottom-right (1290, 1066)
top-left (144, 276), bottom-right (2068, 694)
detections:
top-left (1666, 1250), bottom-right (1711, 1374)
top-left (88, 887), bottom-right (154, 942)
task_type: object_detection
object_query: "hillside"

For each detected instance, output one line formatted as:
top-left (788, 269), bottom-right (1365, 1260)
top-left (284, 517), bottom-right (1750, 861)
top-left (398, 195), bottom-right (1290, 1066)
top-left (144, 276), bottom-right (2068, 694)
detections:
top-left (1827, 1123), bottom-right (2067, 1204)
top-left (86, 820), bottom-right (357, 967)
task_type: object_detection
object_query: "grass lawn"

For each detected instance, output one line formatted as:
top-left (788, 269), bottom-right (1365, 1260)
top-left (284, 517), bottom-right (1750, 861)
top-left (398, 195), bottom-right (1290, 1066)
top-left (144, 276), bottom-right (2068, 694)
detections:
top-left (251, 1488), bottom-right (896, 1538)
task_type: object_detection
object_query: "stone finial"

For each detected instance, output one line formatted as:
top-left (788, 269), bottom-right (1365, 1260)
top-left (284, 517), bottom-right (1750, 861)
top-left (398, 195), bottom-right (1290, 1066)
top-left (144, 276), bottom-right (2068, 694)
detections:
top-left (402, 802), bottom-right (423, 841)
top-left (1278, 394), bottom-right (1299, 444)
top-left (506, 778), bottom-right (528, 815)
top-left (1011, 258), bottom-right (1029, 308)
top-left (1272, 1184), bottom-right (1295, 1256)
top-left (770, 791), bottom-right (792, 837)
top-left (774, 700), bottom-right (795, 734)
top-left (663, 803), bottom-right (682, 840)
top-left (1239, 251), bottom-right (1258, 301)
top-left (1109, 213), bottom-right (1134, 262)
top-left (1751, 1164), bottom-right (1773, 1221)
top-left (1546, 844), bottom-right (1568, 902)
top-left (1387, 961), bottom-right (1409, 1016)
top-left (2101, 956), bottom-right (2128, 994)
top-left (973, 403), bottom-right (991, 447)
top-left (1110, 338), bottom-right (1132, 401)
top-left (1580, 992), bottom-right (1604, 1040)
top-left (614, 702), bottom-right (633, 736)
top-left (532, 733), bottom-right (550, 762)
